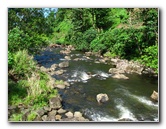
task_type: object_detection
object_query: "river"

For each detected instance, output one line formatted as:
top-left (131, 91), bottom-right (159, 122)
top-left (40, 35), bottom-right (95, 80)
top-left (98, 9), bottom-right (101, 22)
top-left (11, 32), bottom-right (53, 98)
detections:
top-left (34, 46), bottom-right (159, 122)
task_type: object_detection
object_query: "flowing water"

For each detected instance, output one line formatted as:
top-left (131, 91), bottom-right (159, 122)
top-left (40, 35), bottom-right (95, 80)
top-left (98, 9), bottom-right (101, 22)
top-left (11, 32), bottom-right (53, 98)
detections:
top-left (34, 47), bottom-right (159, 122)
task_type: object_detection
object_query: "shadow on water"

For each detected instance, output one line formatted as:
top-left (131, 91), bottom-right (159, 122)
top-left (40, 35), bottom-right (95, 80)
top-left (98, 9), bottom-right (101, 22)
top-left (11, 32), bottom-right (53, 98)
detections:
top-left (34, 47), bottom-right (159, 122)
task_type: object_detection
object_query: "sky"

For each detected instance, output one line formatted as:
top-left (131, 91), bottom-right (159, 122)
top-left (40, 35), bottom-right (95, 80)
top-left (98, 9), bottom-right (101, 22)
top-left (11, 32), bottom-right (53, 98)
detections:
top-left (43, 8), bottom-right (58, 17)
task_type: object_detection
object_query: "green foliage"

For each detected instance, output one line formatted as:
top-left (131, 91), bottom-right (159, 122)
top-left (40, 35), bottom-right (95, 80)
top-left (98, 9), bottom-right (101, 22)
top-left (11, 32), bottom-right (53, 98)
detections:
top-left (27, 112), bottom-right (37, 121)
top-left (103, 52), bottom-right (117, 58)
top-left (108, 8), bottom-right (129, 28)
top-left (55, 80), bottom-right (64, 85)
top-left (8, 79), bottom-right (27, 105)
top-left (90, 37), bottom-right (107, 53)
top-left (8, 27), bottom-right (48, 54)
top-left (10, 114), bottom-right (23, 121)
top-left (8, 51), bottom-right (14, 69)
top-left (141, 45), bottom-right (158, 73)
top-left (8, 27), bottom-right (28, 52)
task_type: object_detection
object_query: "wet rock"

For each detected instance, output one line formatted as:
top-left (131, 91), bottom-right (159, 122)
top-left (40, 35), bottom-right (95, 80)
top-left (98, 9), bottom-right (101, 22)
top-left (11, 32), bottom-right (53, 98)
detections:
top-left (96, 93), bottom-right (109, 103)
top-left (59, 61), bottom-right (69, 68)
top-left (49, 96), bottom-right (62, 109)
top-left (111, 73), bottom-right (129, 79)
top-left (150, 90), bottom-right (158, 102)
top-left (65, 111), bottom-right (74, 118)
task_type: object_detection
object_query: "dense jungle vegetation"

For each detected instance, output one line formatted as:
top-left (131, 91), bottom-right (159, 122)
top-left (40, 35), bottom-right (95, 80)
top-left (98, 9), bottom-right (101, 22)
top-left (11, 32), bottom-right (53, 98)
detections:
top-left (8, 8), bottom-right (158, 121)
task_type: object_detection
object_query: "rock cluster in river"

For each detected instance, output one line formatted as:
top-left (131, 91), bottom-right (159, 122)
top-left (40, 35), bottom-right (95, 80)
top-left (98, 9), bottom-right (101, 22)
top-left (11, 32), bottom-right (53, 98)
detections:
top-left (109, 58), bottom-right (144, 75)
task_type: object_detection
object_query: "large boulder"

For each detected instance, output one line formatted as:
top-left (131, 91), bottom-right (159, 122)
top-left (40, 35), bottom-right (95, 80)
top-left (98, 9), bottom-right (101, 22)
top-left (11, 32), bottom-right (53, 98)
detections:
top-left (150, 90), bottom-right (158, 102)
top-left (96, 93), bottom-right (109, 103)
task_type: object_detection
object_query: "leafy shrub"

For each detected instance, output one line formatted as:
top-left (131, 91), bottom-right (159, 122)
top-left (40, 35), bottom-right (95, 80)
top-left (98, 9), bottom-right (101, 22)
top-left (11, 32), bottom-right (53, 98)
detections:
top-left (141, 45), bottom-right (158, 73)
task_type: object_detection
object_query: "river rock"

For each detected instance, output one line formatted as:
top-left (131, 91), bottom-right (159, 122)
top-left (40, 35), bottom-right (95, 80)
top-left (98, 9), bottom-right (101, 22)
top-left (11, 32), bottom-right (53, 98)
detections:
top-left (22, 109), bottom-right (30, 121)
top-left (150, 90), bottom-right (158, 102)
top-left (65, 56), bottom-right (71, 60)
top-left (48, 110), bottom-right (57, 121)
top-left (57, 108), bottom-right (67, 114)
top-left (43, 106), bottom-right (51, 112)
top-left (65, 111), bottom-right (74, 118)
top-left (109, 68), bottom-right (125, 74)
top-left (49, 96), bottom-right (62, 109)
top-left (55, 115), bottom-right (62, 121)
top-left (40, 66), bottom-right (49, 72)
top-left (56, 84), bottom-right (66, 89)
top-left (59, 61), bottom-right (69, 68)
top-left (36, 108), bottom-right (46, 117)
top-left (85, 52), bottom-right (92, 57)
top-left (60, 50), bottom-right (71, 55)
top-left (109, 59), bottom-right (144, 75)
top-left (42, 115), bottom-right (48, 121)
top-left (51, 64), bottom-right (58, 69)
top-left (96, 93), bottom-right (109, 103)
top-left (49, 44), bottom-right (61, 48)
top-left (74, 111), bottom-right (82, 118)
top-left (111, 73), bottom-right (129, 79)
top-left (64, 81), bottom-right (70, 87)
top-left (54, 70), bottom-right (64, 75)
